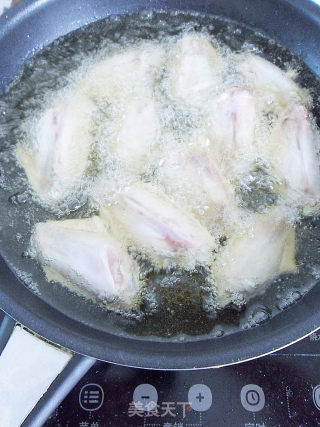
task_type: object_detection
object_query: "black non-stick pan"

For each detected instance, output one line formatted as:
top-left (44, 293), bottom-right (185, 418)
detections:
top-left (1, 0), bottom-right (320, 370)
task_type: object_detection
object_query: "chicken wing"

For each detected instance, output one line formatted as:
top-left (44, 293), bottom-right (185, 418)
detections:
top-left (32, 217), bottom-right (139, 303)
top-left (101, 183), bottom-right (217, 269)
top-left (213, 209), bottom-right (296, 306)
top-left (168, 34), bottom-right (222, 108)
top-left (16, 94), bottom-right (94, 205)
top-left (268, 104), bottom-right (320, 207)
top-left (82, 44), bottom-right (165, 100)
top-left (109, 95), bottom-right (161, 174)
top-left (158, 134), bottom-right (234, 224)
top-left (208, 87), bottom-right (256, 175)
top-left (238, 54), bottom-right (306, 106)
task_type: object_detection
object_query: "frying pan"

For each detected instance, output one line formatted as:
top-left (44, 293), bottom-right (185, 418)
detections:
top-left (1, 0), bottom-right (320, 371)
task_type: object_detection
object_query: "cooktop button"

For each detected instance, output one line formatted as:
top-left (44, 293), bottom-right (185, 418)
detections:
top-left (313, 385), bottom-right (320, 410)
top-left (188, 384), bottom-right (212, 411)
top-left (133, 384), bottom-right (158, 411)
top-left (240, 384), bottom-right (265, 412)
top-left (79, 383), bottom-right (104, 411)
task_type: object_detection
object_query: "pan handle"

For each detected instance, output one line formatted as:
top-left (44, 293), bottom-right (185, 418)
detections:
top-left (0, 313), bottom-right (95, 426)
top-left (22, 353), bottom-right (96, 427)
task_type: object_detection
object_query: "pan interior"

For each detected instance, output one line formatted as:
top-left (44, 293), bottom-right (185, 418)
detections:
top-left (1, 10), bottom-right (320, 343)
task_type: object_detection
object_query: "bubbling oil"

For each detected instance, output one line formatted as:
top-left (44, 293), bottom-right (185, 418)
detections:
top-left (0, 11), bottom-right (320, 339)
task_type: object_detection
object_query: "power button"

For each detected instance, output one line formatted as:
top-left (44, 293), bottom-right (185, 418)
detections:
top-left (240, 384), bottom-right (265, 412)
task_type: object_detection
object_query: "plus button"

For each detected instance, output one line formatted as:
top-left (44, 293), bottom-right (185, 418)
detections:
top-left (196, 392), bottom-right (204, 402)
top-left (188, 384), bottom-right (212, 411)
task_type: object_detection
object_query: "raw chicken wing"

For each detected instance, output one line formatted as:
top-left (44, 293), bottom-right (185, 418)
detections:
top-left (159, 134), bottom-right (234, 223)
top-left (16, 94), bottom-right (94, 205)
top-left (32, 217), bottom-right (139, 303)
top-left (208, 87), bottom-right (256, 174)
top-left (238, 54), bottom-right (306, 106)
top-left (83, 44), bottom-right (164, 100)
top-left (110, 96), bottom-right (161, 174)
top-left (168, 34), bottom-right (221, 107)
top-left (268, 104), bottom-right (320, 206)
top-left (213, 209), bottom-right (296, 305)
top-left (101, 183), bottom-right (217, 268)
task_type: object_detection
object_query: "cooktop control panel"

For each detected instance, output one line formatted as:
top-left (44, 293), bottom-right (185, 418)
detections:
top-left (45, 335), bottom-right (320, 427)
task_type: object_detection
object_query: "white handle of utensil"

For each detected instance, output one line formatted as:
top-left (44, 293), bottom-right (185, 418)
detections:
top-left (0, 323), bottom-right (72, 427)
